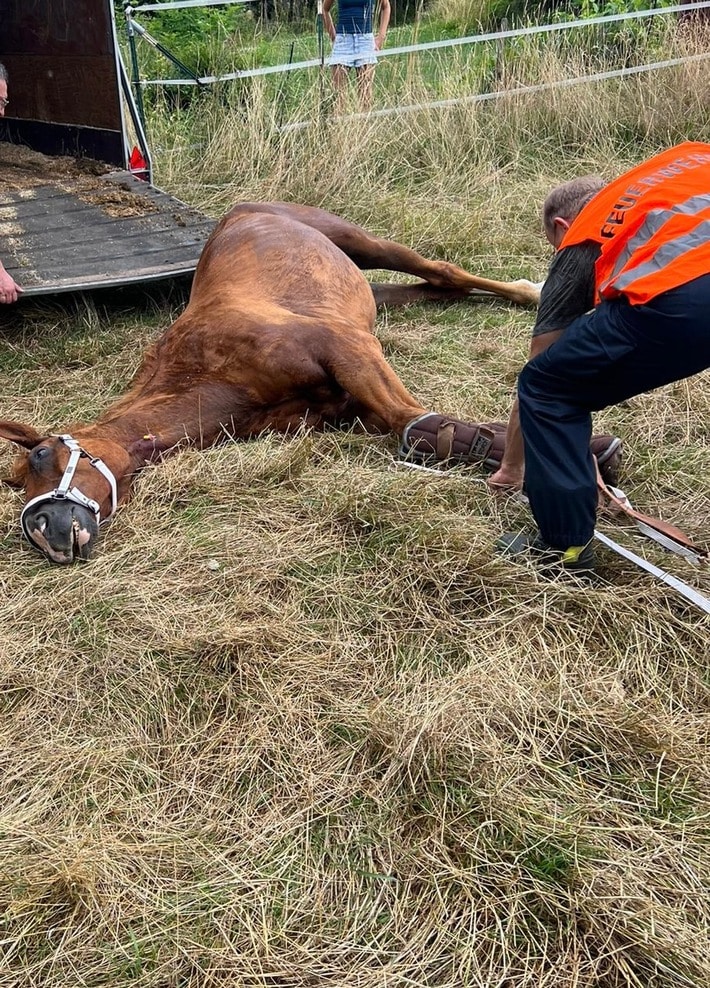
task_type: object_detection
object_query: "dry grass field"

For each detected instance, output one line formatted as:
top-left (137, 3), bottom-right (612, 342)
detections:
top-left (0, 22), bottom-right (709, 988)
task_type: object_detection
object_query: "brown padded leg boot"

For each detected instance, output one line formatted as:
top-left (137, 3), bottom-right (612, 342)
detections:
top-left (400, 413), bottom-right (623, 487)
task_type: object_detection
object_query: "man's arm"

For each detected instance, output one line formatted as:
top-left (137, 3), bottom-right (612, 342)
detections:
top-left (376, 0), bottom-right (391, 49)
top-left (488, 331), bottom-right (562, 491)
top-left (0, 260), bottom-right (22, 304)
top-left (323, 0), bottom-right (336, 42)
top-left (488, 241), bottom-right (599, 492)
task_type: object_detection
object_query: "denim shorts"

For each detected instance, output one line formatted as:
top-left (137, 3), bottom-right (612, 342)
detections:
top-left (329, 32), bottom-right (378, 68)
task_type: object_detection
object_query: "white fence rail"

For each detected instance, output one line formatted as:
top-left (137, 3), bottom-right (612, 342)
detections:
top-left (133, 0), bottom-right (252, 11)
top-left (318, 51), bottom-right (710, 128)
top-left (129, 2), bottom-right (710, 86)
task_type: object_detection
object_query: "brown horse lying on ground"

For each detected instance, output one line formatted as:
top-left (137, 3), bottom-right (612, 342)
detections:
top-left (0, 203), bottom-right (549, 564)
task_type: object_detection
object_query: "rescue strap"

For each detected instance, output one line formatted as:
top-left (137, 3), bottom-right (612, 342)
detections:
top-left (390, 458), bottom-right (710, 616)
top-left (595, 467), bottom-right (708, 566)
top-left (593, 530), bottom-right (710, 615)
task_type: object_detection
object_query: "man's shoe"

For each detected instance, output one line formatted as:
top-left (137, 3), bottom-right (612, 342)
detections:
top-left (496, 530), bottom-right (597, 581)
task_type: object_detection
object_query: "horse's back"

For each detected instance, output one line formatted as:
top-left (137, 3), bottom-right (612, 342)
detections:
top-left (190, 209), bottom-right (376, 327)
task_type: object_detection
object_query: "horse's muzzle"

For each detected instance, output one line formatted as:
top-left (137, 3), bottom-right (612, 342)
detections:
top-left (21, 499), bottom-right (100, 564)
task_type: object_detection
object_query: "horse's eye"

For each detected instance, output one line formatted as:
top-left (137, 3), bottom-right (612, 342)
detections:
top-left (29, 446), bottom-right (52, 471)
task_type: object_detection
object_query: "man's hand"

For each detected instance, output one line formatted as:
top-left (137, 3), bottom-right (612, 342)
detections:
top-left (488, 467), bottom-right (524, 494)
top-left (487, 470), bottom-right (523, 494)
top-left (0, 265), bottom-right (22, 304)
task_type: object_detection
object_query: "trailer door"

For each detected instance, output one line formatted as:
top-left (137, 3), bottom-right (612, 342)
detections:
top-left (0, 0), bottom-right (127, 166)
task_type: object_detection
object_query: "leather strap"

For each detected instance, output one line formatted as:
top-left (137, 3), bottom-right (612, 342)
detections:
top-left (436, 421), bottom-right (456, 460)
top-left (596, 465), bottom-right (708, 562)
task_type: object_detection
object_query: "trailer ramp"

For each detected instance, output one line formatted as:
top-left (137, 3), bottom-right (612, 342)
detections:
top-left (0, 146), bottom-right (215, 297)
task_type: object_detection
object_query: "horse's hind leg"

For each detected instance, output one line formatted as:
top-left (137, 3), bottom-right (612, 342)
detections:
top-left (316, 324), bottom-right (427, 435)
top-left (226, 202), bottom-right (540, 306)
top-left (346, 234), bottom-right (540, 306)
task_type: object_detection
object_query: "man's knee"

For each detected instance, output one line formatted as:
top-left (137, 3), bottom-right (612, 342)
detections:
top-left (517, 361), bottom-right (546, 406)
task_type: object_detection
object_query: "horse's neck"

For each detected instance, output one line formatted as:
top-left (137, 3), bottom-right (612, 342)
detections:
top-left (92, 379), bottom-right (252, 453)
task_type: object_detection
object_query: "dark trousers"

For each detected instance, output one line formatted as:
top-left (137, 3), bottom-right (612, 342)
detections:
top-left (517, 274), bottom-right (710, 549)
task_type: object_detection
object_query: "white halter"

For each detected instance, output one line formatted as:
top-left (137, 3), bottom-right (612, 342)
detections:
top-left (20, 434), bottom-right (118, 545)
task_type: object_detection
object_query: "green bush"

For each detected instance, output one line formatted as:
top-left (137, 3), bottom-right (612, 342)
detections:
top-left (120, 2), bottom-right (255, 76)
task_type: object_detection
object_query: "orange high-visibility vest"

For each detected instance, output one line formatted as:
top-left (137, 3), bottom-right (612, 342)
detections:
top-left (560, 142), bottom-right (710, 305)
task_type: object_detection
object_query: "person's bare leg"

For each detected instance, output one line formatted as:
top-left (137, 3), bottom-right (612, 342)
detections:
top-left (356, 64), bottom-right (375, 109)
top-left (331, 64), bottom-right (349, 112)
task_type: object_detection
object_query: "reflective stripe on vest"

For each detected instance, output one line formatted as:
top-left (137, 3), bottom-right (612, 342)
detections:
top-left (601, 193), bottom-right (710, 297)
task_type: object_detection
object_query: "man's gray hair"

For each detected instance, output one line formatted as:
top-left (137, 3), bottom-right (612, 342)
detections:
top-left (542, 175), bottom-right (606, 231)
top-left (0, 63), bottom-right (8, 84)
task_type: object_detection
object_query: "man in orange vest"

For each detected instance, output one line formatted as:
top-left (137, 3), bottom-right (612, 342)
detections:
top-left (494, 141), bottom-right (710, 578)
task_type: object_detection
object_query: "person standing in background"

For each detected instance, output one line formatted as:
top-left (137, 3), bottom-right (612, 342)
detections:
top-left (0, 62), bottom-right (23, 305)
top-left (323, 0), bottom-right (391, 110)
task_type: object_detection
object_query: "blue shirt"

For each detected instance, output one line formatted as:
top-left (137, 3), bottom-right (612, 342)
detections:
top-left (336, 0), bottom-right (373, 34)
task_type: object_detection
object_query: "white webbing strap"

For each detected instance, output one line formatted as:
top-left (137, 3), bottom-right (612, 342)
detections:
top-left (389, 460), bottom-right (710, 616)
top-left (594, 530), bottom-right (710, 615)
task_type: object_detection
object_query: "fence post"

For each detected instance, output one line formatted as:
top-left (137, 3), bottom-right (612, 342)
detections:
top-left (496, 17), bottom-right (509, 85)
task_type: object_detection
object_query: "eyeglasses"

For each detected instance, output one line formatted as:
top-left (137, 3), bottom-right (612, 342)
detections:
top-left (0, 98), bottom-right (9, 109)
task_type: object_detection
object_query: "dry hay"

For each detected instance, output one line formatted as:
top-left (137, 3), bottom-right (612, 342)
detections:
top-left (0, 142), bottom-right (112, 184)
top-left (0, 142), bottom-right (158, 218)
top-left (1, 64), bottom-right (710, 979)
top-left (0, 284), bottom-right (708, 988)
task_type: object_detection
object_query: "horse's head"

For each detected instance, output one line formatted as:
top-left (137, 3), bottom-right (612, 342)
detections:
top-left (1, 422), bottom-right (134, 564)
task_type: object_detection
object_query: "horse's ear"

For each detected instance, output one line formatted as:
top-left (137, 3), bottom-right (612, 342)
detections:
top-left (1, 472), bottom-right (25, 489)
top-left (0, 421), bottom-right (44, 450)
